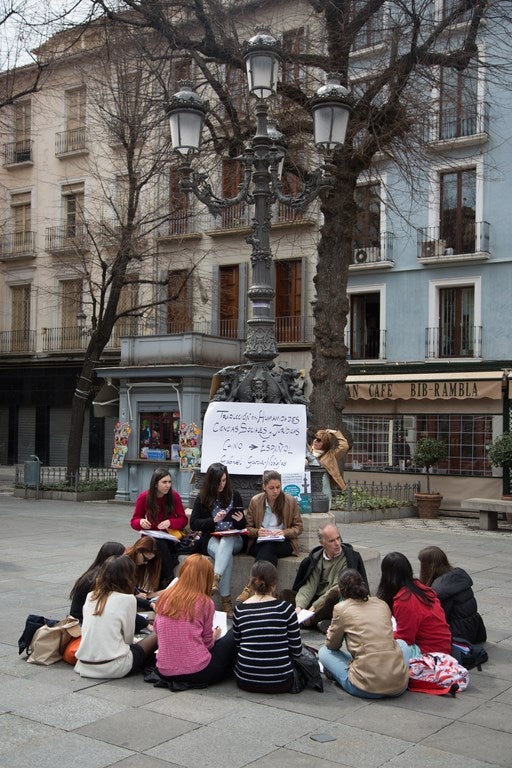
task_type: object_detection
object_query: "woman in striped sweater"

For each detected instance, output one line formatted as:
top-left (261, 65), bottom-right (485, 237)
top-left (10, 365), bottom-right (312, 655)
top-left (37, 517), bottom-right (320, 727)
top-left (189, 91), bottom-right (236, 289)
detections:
top-left (232, 560), bottom-right (303, 693)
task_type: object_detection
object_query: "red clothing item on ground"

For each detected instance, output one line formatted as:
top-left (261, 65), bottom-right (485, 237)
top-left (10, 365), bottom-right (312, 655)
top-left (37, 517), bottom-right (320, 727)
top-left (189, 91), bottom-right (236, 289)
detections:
top-left (130, 490), bottom-right (188, 532)
top-left (393, 581), bottom-right (452, 654)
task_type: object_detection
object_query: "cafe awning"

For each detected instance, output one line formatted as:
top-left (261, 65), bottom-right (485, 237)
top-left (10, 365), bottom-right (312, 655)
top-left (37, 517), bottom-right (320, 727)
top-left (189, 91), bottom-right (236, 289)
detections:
top-left (346, 371), bottom-right (506, 401)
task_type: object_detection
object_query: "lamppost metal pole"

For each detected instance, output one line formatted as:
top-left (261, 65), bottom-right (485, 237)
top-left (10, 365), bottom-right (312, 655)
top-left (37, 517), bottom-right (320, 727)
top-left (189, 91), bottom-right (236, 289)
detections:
top-left (166, 27), bottom-right (352, 405)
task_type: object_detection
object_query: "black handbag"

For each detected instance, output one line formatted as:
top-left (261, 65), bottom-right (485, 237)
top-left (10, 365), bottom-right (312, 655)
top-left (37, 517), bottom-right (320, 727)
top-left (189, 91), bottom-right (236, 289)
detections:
top-left (290, 646), bottom-right (324, 694)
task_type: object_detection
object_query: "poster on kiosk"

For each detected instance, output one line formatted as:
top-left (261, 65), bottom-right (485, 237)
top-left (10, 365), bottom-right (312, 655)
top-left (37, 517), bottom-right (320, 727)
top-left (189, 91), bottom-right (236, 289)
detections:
top-left (201, 402), bottom-right (308, 476)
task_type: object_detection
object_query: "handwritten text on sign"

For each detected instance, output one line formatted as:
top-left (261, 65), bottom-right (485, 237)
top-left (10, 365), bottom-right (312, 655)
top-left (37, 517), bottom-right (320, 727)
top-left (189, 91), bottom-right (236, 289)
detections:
top-left (201, 402), bottom-right (307, 476)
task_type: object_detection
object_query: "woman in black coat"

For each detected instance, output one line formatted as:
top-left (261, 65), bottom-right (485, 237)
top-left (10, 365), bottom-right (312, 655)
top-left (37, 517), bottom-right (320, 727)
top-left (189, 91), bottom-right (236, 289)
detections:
top-left (418, 546), bottom-right (487, 643)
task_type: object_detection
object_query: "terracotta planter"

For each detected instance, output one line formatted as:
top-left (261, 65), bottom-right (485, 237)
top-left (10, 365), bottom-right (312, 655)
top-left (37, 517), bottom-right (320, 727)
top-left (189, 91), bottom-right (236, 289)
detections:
top-left (415, 492), bottom-right (443, 519)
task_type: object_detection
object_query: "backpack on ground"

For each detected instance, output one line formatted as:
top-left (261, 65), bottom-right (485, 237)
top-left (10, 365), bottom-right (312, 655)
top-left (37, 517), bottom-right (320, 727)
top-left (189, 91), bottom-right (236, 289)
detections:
top-left (408, 652), bottom-right (469, 696)
top-left (451, 637), bottom-right (489, 671)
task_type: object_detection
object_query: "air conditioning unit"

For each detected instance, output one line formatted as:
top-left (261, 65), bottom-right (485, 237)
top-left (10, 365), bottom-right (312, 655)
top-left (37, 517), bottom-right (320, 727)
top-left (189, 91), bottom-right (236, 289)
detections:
top-left (352, 246), bottom-right (379, 264)
top-left (420, 239), bottom-right (446, 258)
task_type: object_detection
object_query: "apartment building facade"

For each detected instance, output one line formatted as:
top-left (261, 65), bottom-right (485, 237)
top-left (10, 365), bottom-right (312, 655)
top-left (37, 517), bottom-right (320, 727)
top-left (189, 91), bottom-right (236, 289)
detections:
top-left (0, 2), bottom-right (510, 507)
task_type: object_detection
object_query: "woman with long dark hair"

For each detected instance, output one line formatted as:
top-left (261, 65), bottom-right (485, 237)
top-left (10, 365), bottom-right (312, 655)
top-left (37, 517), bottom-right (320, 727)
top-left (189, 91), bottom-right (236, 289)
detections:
top-left (233, 560), bottom-right (302, 693)
top-left (418, 546), bottom-right (486, 643)
top-left (154, 554), bottom-right (236, 688)
top-left (69, 541), bottom-right (125, 623)
top-left (236, 470), bottom-right (303, 602)
top-left (130, 467), bottom-right (188, 587)
top-left (75, 555), bottom-right (157, 679)
top-left (190, 462), bottom-right (246, 617)
top-left (377, 551), bottom-right (452, 663)
top-left (318, 569), bottom-right (408, 698)
top-left (124, 536), bottom-right (162, 597)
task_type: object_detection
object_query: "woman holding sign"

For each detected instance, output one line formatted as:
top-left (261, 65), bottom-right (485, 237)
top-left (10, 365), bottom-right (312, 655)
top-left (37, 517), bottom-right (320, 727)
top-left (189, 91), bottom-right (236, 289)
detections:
top-left (190, 463), bottom-right (246, 617)
top-left (237, 470), bottom-right (303, 603)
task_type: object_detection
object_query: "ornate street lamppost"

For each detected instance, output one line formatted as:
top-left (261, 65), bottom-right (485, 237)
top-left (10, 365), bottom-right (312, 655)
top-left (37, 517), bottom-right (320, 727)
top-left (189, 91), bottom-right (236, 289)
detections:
top-left (167, 27), bottom-right (351, 404)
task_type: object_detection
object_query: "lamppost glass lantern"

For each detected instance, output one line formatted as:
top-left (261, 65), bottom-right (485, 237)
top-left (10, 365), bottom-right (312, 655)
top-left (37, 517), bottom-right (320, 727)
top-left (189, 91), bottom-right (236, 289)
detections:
top-left (311, 74), bottom-right (352, 151)
top-left (243, 27), bottom-right (281, 99)
top-left (167, 80), bottom-right (208, 154)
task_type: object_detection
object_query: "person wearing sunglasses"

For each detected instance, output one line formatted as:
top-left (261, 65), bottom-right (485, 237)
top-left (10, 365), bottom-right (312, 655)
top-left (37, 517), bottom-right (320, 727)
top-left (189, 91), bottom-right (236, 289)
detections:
top-left (306, 428), bottom-right (350, 506)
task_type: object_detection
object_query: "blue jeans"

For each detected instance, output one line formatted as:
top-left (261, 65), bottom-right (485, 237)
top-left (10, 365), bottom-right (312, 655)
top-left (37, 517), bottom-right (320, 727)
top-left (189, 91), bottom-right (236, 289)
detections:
top-left (318, 646), bottom-right (388, 699)
top-left (207, 535), bottom-right (243, 596)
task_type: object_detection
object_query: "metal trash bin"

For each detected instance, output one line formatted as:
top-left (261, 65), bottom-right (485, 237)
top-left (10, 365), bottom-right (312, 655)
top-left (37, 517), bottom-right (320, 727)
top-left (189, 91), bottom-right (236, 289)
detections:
top-left (24, 455), bottom-right (42, 499)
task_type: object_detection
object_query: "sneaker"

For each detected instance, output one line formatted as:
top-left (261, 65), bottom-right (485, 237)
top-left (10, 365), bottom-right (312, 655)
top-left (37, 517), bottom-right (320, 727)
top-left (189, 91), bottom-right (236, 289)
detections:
top-left (316, 620), bottom-right (331, 635)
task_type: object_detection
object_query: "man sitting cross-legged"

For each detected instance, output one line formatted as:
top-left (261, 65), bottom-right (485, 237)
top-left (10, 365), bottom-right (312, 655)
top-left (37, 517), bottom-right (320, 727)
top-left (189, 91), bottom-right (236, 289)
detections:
top-left (286, 523), bottom-right (368, 632)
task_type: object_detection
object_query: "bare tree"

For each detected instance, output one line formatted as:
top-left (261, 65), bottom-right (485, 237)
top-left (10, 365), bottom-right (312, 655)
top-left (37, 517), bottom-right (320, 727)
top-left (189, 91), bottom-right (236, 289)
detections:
top-left (93, 0), bottom-right (509, 431)
top-left (51, 25), bottom-right (200, 478)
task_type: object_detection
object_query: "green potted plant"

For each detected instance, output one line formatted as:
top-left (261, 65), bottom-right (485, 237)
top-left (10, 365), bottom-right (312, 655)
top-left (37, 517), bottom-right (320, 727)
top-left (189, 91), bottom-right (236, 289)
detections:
top-left (413, 438), bottom-right (448, 518)
top-left (487, 432), bottom-right (512, 505)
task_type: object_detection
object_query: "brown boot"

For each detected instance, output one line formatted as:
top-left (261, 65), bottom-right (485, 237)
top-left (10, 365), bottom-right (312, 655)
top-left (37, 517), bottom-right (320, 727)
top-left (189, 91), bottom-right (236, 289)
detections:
top-left (236, 582), bottom-right (253, 603)
top-left (220, 595), bottom-right (234, 618)
top-left (211, 574), bottom-right (221, 595)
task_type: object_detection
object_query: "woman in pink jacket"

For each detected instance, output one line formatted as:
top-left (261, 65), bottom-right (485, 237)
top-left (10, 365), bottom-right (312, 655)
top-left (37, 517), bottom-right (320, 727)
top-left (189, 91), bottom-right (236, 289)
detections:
top-left (131, 467), bottom-right (188, 588)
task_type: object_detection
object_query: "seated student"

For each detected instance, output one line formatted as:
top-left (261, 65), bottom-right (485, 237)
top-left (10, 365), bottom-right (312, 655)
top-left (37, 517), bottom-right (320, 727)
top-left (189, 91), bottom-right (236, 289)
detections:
top-left (289, 523), bottom-right (368, 632)
top-left (69, 541), bottom-right (125, 623)
top-left (318, 569), bottom-right (409, 699)
top-left (418, 545), bottom-right (487, 644)
top-left (75, 555), bottom-right (157, 679)
top-left (233, 560), bottom-right (303, 694)
top-left (190, 462), bottom-right (246, 618)
top-left (124, 537), bottom-right (162, 600)
top-left (377, 551), bottom-right (452, 663)
top-left (154, 554), bottom-right (236, 688)
top-left (237, 470), bottom-right (303, 602)
top-left (130, 467), bottom-right (188, 588)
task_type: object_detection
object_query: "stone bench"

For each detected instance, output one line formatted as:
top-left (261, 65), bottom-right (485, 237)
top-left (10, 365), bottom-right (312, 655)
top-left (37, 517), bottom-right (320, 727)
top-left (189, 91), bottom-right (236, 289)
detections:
top-left (460, 497), bottom-right (512, 530)
top-left (180, 544), bottom-right (381, 600)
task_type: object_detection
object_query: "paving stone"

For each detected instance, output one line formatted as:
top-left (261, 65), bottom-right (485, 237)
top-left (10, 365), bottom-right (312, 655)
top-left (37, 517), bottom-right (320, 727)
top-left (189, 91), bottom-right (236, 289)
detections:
top-left (75, 707), bottom-right (198, 751)
top-left (0, 731), bottom-right (132, 768)
top-left (384, 744), bottom-right (502, 768)
top-left (421, 721), bottom-right (512, 766)
top-left (19, 691), bottom-right (128, 730)
top-left (460, 699), bottom-right (512, 732)
top-left (286, 721), bottom-right (410, 768)
top-left (337, 700), bottom-right (452, 741)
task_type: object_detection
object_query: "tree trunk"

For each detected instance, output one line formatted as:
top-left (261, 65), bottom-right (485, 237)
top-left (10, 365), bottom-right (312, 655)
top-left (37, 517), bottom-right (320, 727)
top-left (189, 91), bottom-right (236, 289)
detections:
top-left (66, 336), bottom-right (106, 480)
top-left (309, 160), bottom-right (358, 438)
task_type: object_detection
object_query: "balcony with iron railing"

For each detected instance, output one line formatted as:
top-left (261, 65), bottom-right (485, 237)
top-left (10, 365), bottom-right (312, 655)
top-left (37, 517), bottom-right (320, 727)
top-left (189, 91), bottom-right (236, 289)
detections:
top-left (210, 202), bottom-right (251, 233)
top-left (427, 102), bottom-right (489, 145)
top-left (55, 127), bottom-right (88, 157)
top-left (157, 211), bottom-right (203, 239)
top-left (275, 315), bottom-right (314, 344)
top-left (0, 231), bottom-right (36, 260)
top-left (417, 221), bottom-right (490, 263)
top-left (345, 328), bottom-right (387, 360)
top-left (425, 325), bottom-right (482, 359)
top-left (350, 231), bottom-right (394, 268)
top-left (3, 139), bottom-right (33, 166)
top-left (45, 223), bottom-right (90, 254)
top-left (0, 329), bottom-right (36, 354)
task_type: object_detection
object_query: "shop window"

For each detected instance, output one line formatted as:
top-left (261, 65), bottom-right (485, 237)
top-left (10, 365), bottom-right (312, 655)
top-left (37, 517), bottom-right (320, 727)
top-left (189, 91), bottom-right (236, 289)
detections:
top-left (139, 411), bottom-right (180, 460)
top-left (343, 413), bottom-right (493, 477)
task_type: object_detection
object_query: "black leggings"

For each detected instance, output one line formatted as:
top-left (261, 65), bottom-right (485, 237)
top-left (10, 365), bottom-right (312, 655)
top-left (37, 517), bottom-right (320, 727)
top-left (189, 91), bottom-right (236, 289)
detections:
top-left (158, 630), bottom-right (236, 687)
top-left (249, 539), bottom-right (294, 567)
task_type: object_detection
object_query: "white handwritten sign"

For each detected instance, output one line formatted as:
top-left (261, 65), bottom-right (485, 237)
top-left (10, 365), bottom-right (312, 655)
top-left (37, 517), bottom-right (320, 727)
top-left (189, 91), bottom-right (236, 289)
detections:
top-left (200, 402), bottom-right (307, 475)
